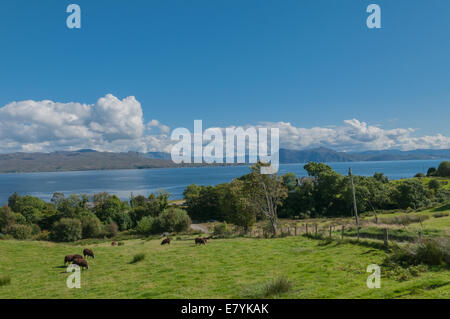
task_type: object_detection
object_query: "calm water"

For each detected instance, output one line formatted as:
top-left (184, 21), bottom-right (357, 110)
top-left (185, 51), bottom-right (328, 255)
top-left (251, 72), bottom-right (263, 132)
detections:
top-left (0, 159), bottom-right (447, 204)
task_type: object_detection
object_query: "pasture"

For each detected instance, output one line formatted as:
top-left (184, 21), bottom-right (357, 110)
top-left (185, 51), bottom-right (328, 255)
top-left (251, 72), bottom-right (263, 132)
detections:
top-left (0, 235), bottom-right (449, 299)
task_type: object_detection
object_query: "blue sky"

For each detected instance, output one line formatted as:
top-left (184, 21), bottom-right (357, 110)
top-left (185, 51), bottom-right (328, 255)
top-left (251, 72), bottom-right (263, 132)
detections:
top-left (0, 1), bottom-right (449, 153)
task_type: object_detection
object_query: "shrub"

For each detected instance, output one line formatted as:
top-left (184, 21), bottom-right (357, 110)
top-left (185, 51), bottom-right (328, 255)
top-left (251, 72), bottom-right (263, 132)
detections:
top-left (153, 208), bottom-right (191, 233)
top-left (427, 167), bottom-right (437, 177)
top-left (213, 222), bottom-right (233, 238)
top-left (80, 213), bottom-right (103, 238)
top-left (117, 241), bottom-right (124, 246)
top-left (414, 173), bottom-right (425, 178)
top-left (0, 275), bottom-right (11, 286)
top-left (130, 253), bottom-right (146, 264)
top-left (386, 237), bottom-right (449, 267)
top-left (428, 179), bottom-right (441, 190)
top-left (242, 275), bottom-right (292, 298)
top-left (35, 230), bottom-right (50, 241)
top-left (436, 161), bottom-right (450, 177)
top-left (136, 216), bottom-right (156, 236)
top-left (103, 222), bottom-right (119, 238)
top-left (433, 212), bottom-right (449, 218)
top-left (50, 218), bottom-right (82, 242)
top-left (6, 224), bottom-right (33, 240)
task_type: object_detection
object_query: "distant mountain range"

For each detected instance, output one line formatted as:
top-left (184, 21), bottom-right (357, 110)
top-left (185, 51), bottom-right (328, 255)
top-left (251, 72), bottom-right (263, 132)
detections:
top-left (0, 147), bottom-right (449, 173)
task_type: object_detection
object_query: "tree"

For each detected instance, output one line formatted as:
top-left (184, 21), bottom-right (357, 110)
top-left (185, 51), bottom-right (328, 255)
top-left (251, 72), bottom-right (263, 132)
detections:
top-left (79, 213), bottom-right (103, 238)
top-left (0, 205), bottom-right (16, 232)
top-left (426, 167), bottom-right (437, 177)
top-left (304, 162), bottom-right (333, 178)
top-left (281, 172), bottom-right (298, 191)
top-left (51, 218), bottom-right (82, 242)
top-left (373, 172), bottom-right (389, 183)
top-left (244, 162), bottom-right (288, 236)
top-left (219, 180), bottom-right (257, 232)
top-left (437, 161), bottom-right (450, 177)
top-left (153, 207), bottom-right (191, 233)
top-left (393, 179), bottom-right (431, 209)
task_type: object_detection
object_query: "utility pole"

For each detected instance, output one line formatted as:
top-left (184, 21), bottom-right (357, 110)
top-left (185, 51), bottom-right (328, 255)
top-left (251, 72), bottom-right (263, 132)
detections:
top-left (349, 168), bottom-right (360, 240)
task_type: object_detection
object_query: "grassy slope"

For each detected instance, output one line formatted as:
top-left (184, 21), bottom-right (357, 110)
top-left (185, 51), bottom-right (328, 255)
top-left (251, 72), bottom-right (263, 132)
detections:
top-left (0, 236), bottom-right (448, 299)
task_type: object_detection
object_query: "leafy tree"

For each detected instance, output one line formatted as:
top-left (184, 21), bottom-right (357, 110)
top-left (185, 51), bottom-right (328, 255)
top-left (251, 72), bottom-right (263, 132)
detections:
top-left (6, 224), bottom-right (33, 240)
top-left (281, 172), bottom-right (298, 191)
top-left (79, 213), bottom-right (103, 238)
top-left (136, 216), bottom-right (156, 235)
top-left (153, 207), bottom-right (191, 233)
top-left (304, 162), bottom-right (333, 178)
top-left (51, 218), bottom-right (82, 242)
top-left (0, 205), bottom-right (16, 232)
top-left (219, 180), bottom-right (257, 232)
top-left (427, 167), bottom-right (437, 177)
top-left (437, 161), bottom-right (450, 177)
top-left (373, 172), bottom-right (389, 183)
top-left (393, 179), bottom-right (431, 209)
top-left (244, 162), bottom-right (288, 236)
top-left (183, 184), bottom-right (222, 221)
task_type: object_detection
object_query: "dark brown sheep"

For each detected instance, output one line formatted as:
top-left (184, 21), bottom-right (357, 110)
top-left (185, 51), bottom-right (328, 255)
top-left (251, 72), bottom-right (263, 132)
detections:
top-left (64, 255), bottom-right (74, 265)
top-left (111, 241), bottom-right (117, 246)
top-left (72, 254), bottom-right (83, 260)
top-left (161, 238), bottom-right (171, 245)
top-left (72, 257), bottom-right (89, 270)
top-left (83, 248), bottom-right (95, 259)
top-left (195, 237), bottom-right (206, 245)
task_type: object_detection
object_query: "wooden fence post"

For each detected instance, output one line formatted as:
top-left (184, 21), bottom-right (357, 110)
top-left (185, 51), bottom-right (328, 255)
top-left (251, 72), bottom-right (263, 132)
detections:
top-left (418, 230), bottom-right (422, 241)
top-left (294, 226), bottom-right (297, 236)
top-left (329, 226), bottom-right (332, 238)
top-left (341, 225), bottom-right (345, 239)
top-left (383, 228), bottom-right (389, 247)
top-left (306, 224), bottom-right (308, 234)
top-left (314, 224), bottom-right (318, 237)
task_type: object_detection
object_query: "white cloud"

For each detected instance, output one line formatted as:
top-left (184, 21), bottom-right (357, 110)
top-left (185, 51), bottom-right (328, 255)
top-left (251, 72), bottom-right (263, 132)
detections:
top-left (0, 95), bottom-right (449, 153)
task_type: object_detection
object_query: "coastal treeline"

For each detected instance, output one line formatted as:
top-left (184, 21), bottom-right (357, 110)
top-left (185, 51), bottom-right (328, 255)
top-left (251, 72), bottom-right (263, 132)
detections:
top-left (0, 161), bottom-right (449, 242)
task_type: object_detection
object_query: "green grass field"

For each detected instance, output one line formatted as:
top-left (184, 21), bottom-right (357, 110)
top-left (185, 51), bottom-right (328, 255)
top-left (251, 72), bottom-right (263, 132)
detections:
top-left (0, 235), bottom-right (449, 299)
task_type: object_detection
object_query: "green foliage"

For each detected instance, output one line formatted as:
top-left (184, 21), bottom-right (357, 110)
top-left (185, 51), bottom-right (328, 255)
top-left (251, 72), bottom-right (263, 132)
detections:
top-left (50, 218), bottom-right (82, 242)
top-left (243, 275), bottom-right (292, 298)
top-left (428, 179), bottom-right (441, 191)
top-left (79, 213), bottom-right (103, 238)
top-left (103, 222), bottom-right (119, 238)
top-left (414, 173), bottom-right (425, 178)
top-left (427, 167), bottom-right (437, 177)
top-left (6, 224), bottom-right (33, 240)
top-left (213, 222), bottom-right (233, 237)
top-left (183, 184), bottom-right (223, 221)
top-left (393, 179), bottom-right (431, 209)
top-left (304, 162), bottom-right (333, 177)
top-left (0, 275), bottom-right (11, 287)
top-left (153, 207), bottom-right (191, 233)
top-left (130, 253), bottom-right (146, 264)
top-left (386, 237), bottom-right (450, 267)
top-left (437, 161), bottom-right (450, 177)
top-left (0, 205), bottom-right (16, 232)
top-left (136, 216), bottom-right (156, 236)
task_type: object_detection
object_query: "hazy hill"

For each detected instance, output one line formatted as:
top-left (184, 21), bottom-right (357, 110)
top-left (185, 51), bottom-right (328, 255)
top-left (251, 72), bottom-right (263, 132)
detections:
top-left (0, 147), bottom-right (449, 173)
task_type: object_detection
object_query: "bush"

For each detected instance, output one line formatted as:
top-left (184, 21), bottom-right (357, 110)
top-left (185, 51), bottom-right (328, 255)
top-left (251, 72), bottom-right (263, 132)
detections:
top-left (414, 173), bottom-right (425, 178)
top-left (428, 179), bottom-right (441, 190)
top-left (386, 237), bottom-right (449, 267)
top-left (6, 224), bottom-right (33, 240)
top-left (136, 216), bottom-right (155, 236)
top-left (437, 161), bottom-right (450, 177)
top-left (35, 230), bottom-right (50, 241)
top-left (213, 222), bottom-right (233, 238)
top-left (153, 208), bottom-right (191, 233)
top-left (0, 275), bottom-right (11, 286)
top-left (433, 212), bottom-right (449, 218)
top-left (80, 214), bottom-right (103, 238)
top-left (103, 222), bottom-right (119, 238)
top-left (130, 253), bottom-right (146, 264)
top-left (377, 214), bottom-right (430, 225)
top-left (242, 275), bottom-right (292, 298)
top-left (50, 218), bottom-right (82, 242)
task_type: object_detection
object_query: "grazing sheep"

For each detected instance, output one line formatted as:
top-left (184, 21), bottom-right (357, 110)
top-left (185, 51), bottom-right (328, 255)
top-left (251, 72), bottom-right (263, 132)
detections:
top-left (64, 255), bottom-right (74, 265)
top-left (195, 237), bottom-right (206, 245)
top-left (161, 238), bottom-right (171, 245)
top-left (72, 254), bottom-right (83, 260)
top-left (111, 241), bottom-right (117, 246)
top-left (72, 257), bottom-right (89, 270)
top-left (83, 248), bottom-right (95, 259)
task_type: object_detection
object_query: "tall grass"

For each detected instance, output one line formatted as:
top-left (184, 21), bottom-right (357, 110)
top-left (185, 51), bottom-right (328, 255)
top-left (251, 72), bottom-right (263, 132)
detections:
top-left (242, 275), bottom-right (292, 298)
top-left (0, 275), bottom-right (11, 286)
top-left (130, 253), bottom-right (146, 264)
